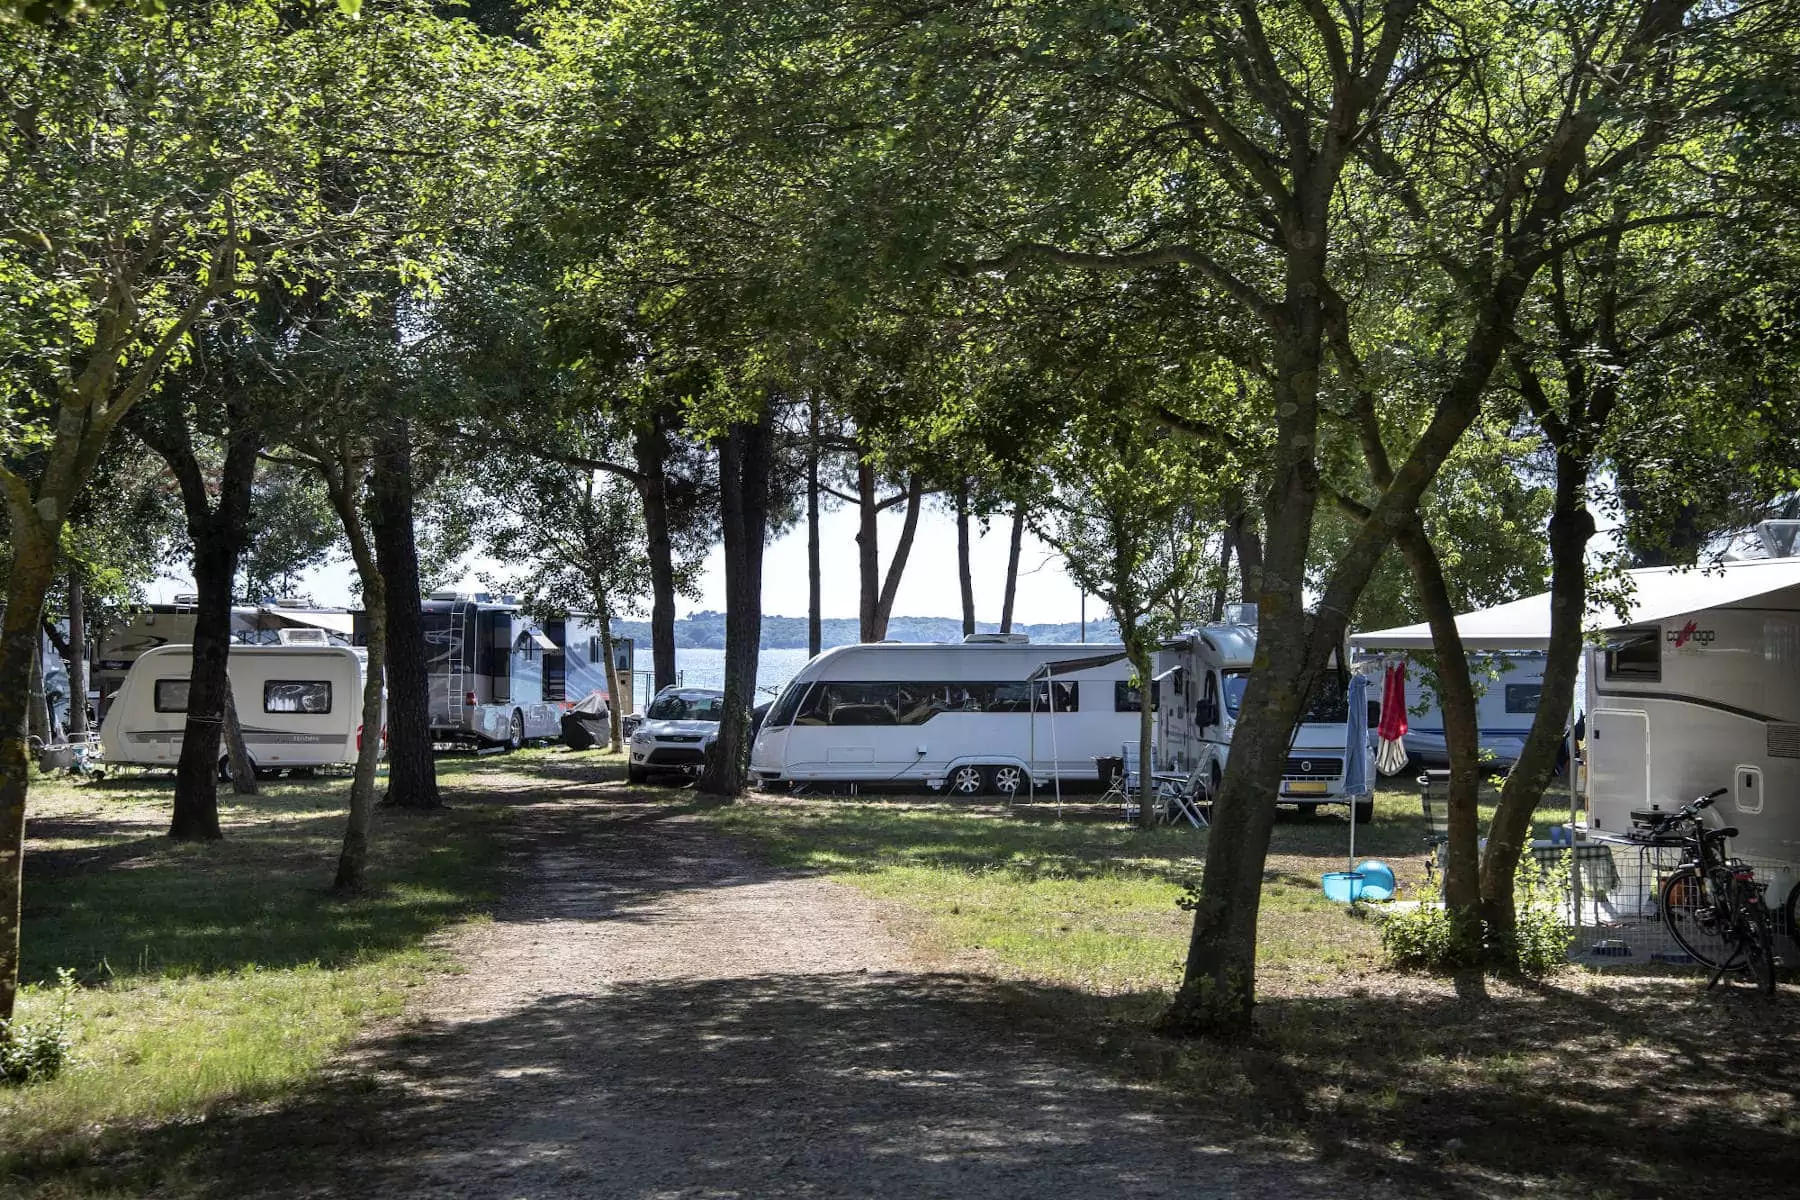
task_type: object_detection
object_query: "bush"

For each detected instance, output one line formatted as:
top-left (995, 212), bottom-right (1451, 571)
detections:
top-left (1, 969), bottom-right (78, 1086)
top-left (1380, 877), bottom-right (1484, 970)
top-left (1379, 853), bottom-right (1572, 977)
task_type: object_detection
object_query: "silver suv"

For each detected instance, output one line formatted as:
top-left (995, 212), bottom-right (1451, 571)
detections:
top-left (627, 687), bottom-right (726, 783)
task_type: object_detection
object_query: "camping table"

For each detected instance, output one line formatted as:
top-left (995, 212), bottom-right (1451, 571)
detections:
top-left (1528, 840), bottom-right (1621, 898)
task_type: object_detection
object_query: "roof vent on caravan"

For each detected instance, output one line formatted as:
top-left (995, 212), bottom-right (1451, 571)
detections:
top-left (1756, 519), bottom-right (1800, 560)
top-left (276, 628), bottom-right (331, 646)
top-left (428, 590), bottom-right (473, 602)
top-left (1223, 602), bottom-right (1259, 627)
top-left (962, 633), bottom-right (1030, 644)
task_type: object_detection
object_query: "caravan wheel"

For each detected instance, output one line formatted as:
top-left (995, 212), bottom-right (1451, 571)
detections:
top-left (988, 764), bottom-right (1027, 797)
top-left (505, 709), bottom-right (524, 753)
top-left (943, 764), bottom-right (985, 797)
top-left (218, 753), bottom-right (258, 782)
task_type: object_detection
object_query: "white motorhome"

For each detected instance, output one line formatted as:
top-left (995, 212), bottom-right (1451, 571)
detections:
top-left (1153, 616), bottom-right (1371, 817)
top-left (99, 640), bottom-right (375, 776)
top-left (1356, 534), bottom-right (1800, 927)
top-left (750, 635), bottom-right (1140, 795)
top-left (1344, 648), bottom-right (1547, 770)
top-left (420, 594), bottom-right (633, 749)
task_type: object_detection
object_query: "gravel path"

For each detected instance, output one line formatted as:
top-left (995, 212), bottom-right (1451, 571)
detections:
top-left (289, 794), bottom-right (1349, 1199)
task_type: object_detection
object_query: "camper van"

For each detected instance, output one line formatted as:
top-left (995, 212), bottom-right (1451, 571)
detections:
top-left (1154, 616), bottom-right (1371, 818)
top-left (1347, 650), bottom-right (1547, 770)
top-left (99, 640), bottom-right (374, 776)
top-left (94, 599), bottom-right (356, 721)
top-left (750, 635), bottom-right (1140, 795)
top-left (419, 593), bottom-right (633, 749)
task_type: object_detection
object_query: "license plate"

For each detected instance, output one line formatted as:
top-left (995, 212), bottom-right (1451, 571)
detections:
top-left (1284, 781), bottom-right (1329, 796)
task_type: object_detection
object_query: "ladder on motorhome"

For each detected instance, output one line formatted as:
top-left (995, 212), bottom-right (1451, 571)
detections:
top-left (447, 598), bottom-right (469, 732)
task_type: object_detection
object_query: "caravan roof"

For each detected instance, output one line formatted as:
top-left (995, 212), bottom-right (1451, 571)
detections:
top-left (1163, 624), bottom-right (1257, 668)
top-left (1351, 557), bottom-right (1800, 652)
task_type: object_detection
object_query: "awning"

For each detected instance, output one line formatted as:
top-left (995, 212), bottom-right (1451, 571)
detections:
top-left (1351, 557), bottom-right (1800, 653)
top-left (520, 629), bottom-right (558, 652)
top-left (1029, 650), bottom-right (1130, 679)
top-left (268, 609), bottom-right (355, 637)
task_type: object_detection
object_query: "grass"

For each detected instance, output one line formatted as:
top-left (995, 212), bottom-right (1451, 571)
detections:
top-left (701, 781), bottom-right (1800, 1197)
top-left (1, 756), bottom-right (519, 1197)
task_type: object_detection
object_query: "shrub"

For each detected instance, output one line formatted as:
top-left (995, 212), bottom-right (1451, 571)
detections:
top-left (1380, 854), bottom-right (1572, 977)
top-left (1, 969), bottom-right (78, 1086)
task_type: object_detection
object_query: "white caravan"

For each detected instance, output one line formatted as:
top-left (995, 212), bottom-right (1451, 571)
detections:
top-left (750, 635), bottom-right (1140, 795)
top-left (1153, 618), bottom-right (1371, 817)
top-left (1344, 648), bottom-right (1548, 770)
top-left (99, 641), bottom-right (374, 776)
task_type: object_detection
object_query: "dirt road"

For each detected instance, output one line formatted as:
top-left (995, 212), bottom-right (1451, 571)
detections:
top-left (246, 793), bottom-right (1348, 1199)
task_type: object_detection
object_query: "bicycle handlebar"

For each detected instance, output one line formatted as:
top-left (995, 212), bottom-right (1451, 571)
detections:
top-left (1651, 787), bottom-right (1729, 835)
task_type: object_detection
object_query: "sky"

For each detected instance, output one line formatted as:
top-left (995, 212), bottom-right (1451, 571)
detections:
top-left (150, 503), bottom-right (1092, 626)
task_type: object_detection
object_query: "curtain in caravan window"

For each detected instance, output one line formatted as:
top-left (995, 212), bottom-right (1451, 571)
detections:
top-left (265, 680), bottom-right (331, 714)
top-left (153, 679), bottom-right (190, 713)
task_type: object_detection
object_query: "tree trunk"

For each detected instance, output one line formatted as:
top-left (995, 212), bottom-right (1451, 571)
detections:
top-left (1000, 504), bottom-right (1025, 634)
top-left (871, 474), bottom-right (924, 641)
top-left (1132, 638), bottom-right (1155, 829)
top-left (1394, 521), bottom-right (1482, 931)
top-left (0, 514), bottom-right (58, 1026)
top-left (634, 412), bottom-right (678, 694)
top-left (1480, 448), bottom-right (1594, 942)
top-left (1211, 530), bottom-right (1232, 622)
top-left (1163, 324), bottom-right (1327, 1037)
top-left (26, 646), bottom-right (48, 747)
top-left (1230, 510), bottom-right (1263, 605)
top-left (598, 603), bottom-right (625, 753)
top-left (65, 572), bottom-right (87, 737)
top-left (369, 419), bottom-right (442, 810)
top-left (169, 534), bottom-right (234, 840)
top-left (807, 399), bottom-right (822, 658)
top-left (957, 485), bottom-right (976, 636)
top-left (856, 459), bottom-right (881, 642)
top-left (326, 451), bottom-right (387, 894)
top-left (698, 409), bottom-right (772, 798)
top-left (221, 675), bottom-right (259, 796)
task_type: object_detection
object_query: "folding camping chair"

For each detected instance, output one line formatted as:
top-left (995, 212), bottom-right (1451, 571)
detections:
top-left (1418, 768), bottom-right (1451, 880)
top-left (1154, 769), bottom-right (1209, 829)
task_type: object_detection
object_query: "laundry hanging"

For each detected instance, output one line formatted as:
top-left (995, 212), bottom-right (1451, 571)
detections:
top-left (1375, 660), bottom-right (1411, 776)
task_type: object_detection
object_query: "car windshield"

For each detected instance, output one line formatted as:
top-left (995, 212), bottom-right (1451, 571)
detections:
top-left (646, 692), bottom-right (725, 722)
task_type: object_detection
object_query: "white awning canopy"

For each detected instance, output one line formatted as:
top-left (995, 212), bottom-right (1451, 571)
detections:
top-left (1351, 557), bottom-right (1800, 653)
top-left (521, 629), bottom-right (558, 651)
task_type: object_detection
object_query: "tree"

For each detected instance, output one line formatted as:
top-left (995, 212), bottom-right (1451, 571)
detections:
top-left (1036, 406), bottom-right (1212, 825)
top-left (483, 459), bottom-right (658, 752)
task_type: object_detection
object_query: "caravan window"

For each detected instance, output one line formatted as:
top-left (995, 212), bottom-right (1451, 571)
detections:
top-left (544, 654), bottom-right (566, 702)
top-left (1033, 680), bottom-right (1079, 712)
top-left (764, 681), bottom-right (811, 729)
top-left (265, 681), bottom-right (331, 714)
top-left (1604, 628), bottom-right (1661, 682)
top-left (153, 679), bottom-right (190, 713)
top-left (1115, 680), bottom-right (1145, 713)
top-left (1505, 684), bottom-right (1542, 714)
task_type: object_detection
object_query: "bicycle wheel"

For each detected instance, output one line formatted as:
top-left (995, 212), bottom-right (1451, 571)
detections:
top-left (1743, 904), bottom-right (1778, 997)
top-left (1661, 869), bottom-right (1744, 969)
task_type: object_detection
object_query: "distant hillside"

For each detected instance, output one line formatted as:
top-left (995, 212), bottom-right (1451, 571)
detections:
top-left (613, 612), bottom-right (1121, 650)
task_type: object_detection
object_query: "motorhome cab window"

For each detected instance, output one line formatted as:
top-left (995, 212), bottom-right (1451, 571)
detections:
top-left (153, 679), bottom-right (189, 713)
top-left (1604, 628), bottom-right (1661, 682)
top-left (1505, 684), bottom-right (1542, 714)
top-left (265, 681), bottom-right (331, 714)
top-left (1221, 669), bottom-right (1250, 718)
top-left (1300, 669), bottom-right (1350, 723)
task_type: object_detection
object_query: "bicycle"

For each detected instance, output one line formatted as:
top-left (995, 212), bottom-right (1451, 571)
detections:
top-left (1639, 787), bottom-right (1779, 996)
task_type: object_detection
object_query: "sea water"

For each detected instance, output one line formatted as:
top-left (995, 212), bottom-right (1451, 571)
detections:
top-left (629, 647), bottom-right (814, 709)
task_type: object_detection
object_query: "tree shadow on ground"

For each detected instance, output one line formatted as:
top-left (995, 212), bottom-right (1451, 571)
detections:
top-left (76, 970), bottom-right (1346, 1200)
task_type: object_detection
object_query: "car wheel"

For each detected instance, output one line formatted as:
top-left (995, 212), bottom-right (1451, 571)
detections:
top-left (944, 764), bottom-right (985, 796)
top-left (988, 764), bottom-right (1027, 797)
top-left (505, 709), bottom-right (524, 753)
top-left (1354, 797), bottom-right (1376, 824)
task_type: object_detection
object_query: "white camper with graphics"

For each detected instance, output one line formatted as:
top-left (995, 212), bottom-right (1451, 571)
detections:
top-left (99, 640), bottom-right (374, 777)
